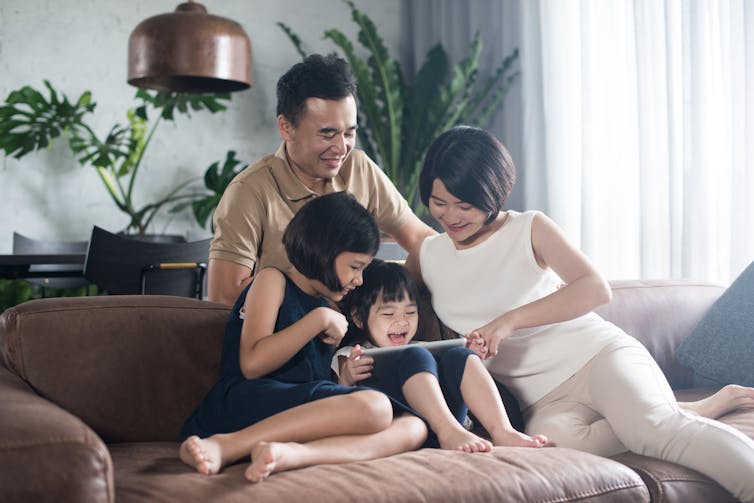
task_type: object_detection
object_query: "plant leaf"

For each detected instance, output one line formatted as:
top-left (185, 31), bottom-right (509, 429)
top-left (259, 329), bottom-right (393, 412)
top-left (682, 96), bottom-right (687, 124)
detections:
top-left (277, 22), bottom-right (308, 59)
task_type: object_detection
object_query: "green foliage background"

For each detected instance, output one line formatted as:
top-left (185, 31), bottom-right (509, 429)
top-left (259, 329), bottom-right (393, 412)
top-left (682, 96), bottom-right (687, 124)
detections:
top-left (0, 82), bottom-right (231, 234)
top-left (279, 0), bottom-right (519, 211)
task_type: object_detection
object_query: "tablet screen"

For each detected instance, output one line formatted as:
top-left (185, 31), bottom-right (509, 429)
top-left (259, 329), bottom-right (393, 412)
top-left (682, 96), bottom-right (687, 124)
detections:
top-left (362, 338), bottom-right (467, 359)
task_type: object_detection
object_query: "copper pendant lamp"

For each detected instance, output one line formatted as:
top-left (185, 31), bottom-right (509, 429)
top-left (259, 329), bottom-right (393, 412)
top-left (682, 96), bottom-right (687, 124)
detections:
top-left (128, 1), bottom-right (252, 93)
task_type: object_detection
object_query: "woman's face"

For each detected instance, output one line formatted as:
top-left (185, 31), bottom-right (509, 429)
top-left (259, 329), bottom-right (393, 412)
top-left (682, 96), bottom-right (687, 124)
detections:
top-left (364, 290), bottom-right (419, 347)
top-left (428, 179), bottom-right (494, 249)
top-left (322, 251), bottom-right (372, 302)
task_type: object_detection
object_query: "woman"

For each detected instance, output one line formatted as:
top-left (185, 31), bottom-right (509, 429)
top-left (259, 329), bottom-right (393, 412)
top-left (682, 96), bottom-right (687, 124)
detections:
top-left (407, 125), bottom-right (754, 502)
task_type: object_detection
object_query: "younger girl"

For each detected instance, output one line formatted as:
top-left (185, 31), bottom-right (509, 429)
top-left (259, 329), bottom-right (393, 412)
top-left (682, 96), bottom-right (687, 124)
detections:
top-left (179, 192), bottom-right (427, 482)
top-left (409, 125), bottom-right (754, 502)
top-left (336, 259), bottom-right (547, 452)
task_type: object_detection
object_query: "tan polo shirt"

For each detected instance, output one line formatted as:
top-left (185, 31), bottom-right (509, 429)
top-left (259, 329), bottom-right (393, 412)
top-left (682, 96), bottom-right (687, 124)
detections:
top-left (210, 143), bottom-right (411, 273)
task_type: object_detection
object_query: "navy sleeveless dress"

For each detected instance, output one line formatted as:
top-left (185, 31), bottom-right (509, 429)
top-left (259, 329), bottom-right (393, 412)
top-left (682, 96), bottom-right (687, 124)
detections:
top-left (179, 275), bottom-right (413, 440)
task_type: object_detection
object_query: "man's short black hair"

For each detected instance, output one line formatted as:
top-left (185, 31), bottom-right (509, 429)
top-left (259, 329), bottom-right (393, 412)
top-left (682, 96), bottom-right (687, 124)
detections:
top-left (419, 126), bottom-right (516, 224)
top-left (277, 54), bottom-right (357, 126)
top-left (283, 191), bottom-right (379, 291)
top-left (339, 259), bottom-right (420, 348)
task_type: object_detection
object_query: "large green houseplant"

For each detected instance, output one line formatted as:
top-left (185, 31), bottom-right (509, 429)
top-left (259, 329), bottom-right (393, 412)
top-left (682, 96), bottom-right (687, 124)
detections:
top-left (0, 81), bottom-right (231, 235)
top-left (279, 0), bottom-right (519, 211)
top-left (173, 149), bottom-right (249, 230)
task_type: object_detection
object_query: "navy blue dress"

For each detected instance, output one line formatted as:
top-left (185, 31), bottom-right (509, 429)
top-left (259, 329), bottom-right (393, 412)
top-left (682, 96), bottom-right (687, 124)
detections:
top-left (179, 275), bottom-right (413, 440)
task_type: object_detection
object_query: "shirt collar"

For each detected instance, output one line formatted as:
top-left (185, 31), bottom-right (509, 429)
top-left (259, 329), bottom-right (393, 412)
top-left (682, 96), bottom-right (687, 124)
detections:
top-left (271, 143), bottom-right (348, 202)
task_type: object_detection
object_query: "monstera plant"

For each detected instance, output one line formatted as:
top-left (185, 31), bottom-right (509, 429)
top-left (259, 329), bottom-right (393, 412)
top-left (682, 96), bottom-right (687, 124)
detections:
top-left (172, 149), bottom-right (249, 231)
top-left (0, 81), bottom-right (231, 235)
top-left (279, 0), bottom-right (519, 211)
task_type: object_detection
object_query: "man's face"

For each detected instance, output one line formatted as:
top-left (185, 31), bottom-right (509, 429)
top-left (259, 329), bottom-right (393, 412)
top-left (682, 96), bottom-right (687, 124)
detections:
top-left (278, 96), bottom-right (358, 185)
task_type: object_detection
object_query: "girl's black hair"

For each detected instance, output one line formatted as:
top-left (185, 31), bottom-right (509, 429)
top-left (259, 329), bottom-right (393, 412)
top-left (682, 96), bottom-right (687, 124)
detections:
top-left (283, 191), bottom-right (379, 291)
top-left (419, 125), bottom-right (516, 224)
top-left (339, 259), bottom-right (420, 347)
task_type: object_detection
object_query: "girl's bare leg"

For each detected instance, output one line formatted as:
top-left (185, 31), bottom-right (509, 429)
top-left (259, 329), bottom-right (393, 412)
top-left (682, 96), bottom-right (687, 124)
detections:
top-left (244, 414), bottom-right (427, 482)
top-left (402, 372), bottom-right (492, 452)
top-left (180, 389), bottom-right (393, 475)
top-left (460, 356), bottom-right (547, 448)
top-left (680, 384), bottom-right (754, 419)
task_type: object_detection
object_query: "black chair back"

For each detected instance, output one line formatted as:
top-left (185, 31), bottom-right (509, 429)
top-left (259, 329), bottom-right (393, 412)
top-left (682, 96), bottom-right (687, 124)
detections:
top-left (12, 232), bottom-right (90, 292)
top-left (83, 226), bottom-right (210, 298)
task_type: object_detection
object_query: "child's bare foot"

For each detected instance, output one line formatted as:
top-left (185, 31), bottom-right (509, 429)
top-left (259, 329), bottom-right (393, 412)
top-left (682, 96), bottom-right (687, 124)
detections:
top-left (681, 384), bottom-right (754, 419)
top-left (437, 427), bottom-right (493, 453)
top-left (491, 428), bottom-right (548, 448)
top-left (245, 442), bottom-right (302, 483)
top-left (179, 435), bottom-right (224, 475)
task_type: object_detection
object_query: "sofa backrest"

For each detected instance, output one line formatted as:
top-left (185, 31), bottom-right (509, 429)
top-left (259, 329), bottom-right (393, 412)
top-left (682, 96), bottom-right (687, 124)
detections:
top-left (0, 295), bottom-right (229, 443)
top-left (595, 280), bottom-right (723, 389)
top-left (0, 280), bottom-right (724, 443)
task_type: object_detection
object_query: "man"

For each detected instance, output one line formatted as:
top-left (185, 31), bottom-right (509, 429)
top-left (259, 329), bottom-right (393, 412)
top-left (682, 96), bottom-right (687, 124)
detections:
top-left (208, 54), bottom-right (435, 305)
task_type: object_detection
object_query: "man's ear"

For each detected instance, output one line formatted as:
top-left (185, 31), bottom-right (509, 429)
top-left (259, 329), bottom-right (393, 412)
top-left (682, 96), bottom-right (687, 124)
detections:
top-left (278, 114), bottom-right (293, 141)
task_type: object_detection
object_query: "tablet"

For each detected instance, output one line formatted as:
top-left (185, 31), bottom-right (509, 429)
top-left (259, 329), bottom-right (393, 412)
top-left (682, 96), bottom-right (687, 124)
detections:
top-left (362, 338), bottom-right (467, 360)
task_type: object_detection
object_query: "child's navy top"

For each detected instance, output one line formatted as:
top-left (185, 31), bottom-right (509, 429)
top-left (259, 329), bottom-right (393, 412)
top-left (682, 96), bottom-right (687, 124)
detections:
top-left (179, 273), bottom-right (414, 440)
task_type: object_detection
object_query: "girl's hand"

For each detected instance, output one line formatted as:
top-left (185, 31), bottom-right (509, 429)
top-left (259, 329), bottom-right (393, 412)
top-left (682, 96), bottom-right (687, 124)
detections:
top-left (338, 345), bottom-right (374, 386)
top-left (464, 332), bottom-right (488, 359)
top-left (468, 315), bottom-right (515, 359)
top-left (315, 307), bottom-right (348, 346)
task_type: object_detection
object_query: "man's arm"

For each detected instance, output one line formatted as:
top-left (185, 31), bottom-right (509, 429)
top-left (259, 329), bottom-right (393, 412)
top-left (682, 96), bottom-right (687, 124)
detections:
top-left (207, 258), bottom-right (254, 306)
top-left (388, 212), bottom-right (436, 258)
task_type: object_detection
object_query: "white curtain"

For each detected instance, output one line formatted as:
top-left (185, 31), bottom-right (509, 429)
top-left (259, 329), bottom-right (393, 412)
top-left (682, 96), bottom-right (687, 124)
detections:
top-left (520, 0), bottom-right (754, 282)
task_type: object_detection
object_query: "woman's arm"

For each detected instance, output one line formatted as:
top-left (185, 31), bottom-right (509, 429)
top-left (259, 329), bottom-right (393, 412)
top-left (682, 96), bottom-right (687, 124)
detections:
top-left (473, 213), bottom-right (612, 356)
top-left (239, 268), bottom-right (348, 379)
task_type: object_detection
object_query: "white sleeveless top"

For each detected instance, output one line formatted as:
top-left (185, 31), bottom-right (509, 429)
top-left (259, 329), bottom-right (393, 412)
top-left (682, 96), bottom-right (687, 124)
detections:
top-left (420, 210), bottom-right (632, 407)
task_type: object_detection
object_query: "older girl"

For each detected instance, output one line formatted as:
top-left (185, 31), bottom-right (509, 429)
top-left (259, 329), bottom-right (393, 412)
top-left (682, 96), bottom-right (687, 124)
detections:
top-left (180, 192), bottom-right (427, 482)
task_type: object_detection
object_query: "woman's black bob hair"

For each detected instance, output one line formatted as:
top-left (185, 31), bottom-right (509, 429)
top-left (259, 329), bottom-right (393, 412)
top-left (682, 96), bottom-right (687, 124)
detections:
top-left (283, 191), bottom-right (380, 291)
top-left (419, 125), bottom-right (516, 224)
top-left (339, 259), bottom-right (420, 347)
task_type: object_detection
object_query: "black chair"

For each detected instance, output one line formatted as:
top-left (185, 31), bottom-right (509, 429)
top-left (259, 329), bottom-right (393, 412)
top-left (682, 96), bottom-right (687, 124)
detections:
top-left (83, 226), bottom-right (210, 298)
top-left (12, 232), bottom-right (91, 297)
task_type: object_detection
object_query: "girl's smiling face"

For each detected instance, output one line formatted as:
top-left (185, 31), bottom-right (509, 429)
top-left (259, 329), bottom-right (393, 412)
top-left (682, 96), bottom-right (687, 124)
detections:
top-left (317, 252), bottom-right (372, 302)
top-left (364, 290), bottom-right (419, 347)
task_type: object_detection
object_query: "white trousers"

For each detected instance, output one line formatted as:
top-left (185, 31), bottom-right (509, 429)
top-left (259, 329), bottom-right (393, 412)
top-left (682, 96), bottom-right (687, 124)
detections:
top-left (524, 338), bottom-right (754, 502)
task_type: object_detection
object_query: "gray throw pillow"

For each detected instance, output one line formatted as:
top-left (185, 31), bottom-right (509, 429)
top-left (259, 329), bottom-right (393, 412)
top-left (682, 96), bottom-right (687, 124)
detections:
top-left (676, 261), bottom-right (754, 387)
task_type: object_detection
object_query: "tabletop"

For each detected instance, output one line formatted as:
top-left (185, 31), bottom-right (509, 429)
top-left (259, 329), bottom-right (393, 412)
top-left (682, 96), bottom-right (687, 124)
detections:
top-left (0, 253), bottom-right (86, 280)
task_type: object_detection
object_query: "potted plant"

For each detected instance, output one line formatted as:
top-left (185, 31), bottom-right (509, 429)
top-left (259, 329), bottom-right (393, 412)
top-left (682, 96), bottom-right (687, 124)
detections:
top-left (278, 0), bottom-right (519, 213)
top-left (173, 149), bottom-right (249, 231)
top-left (0, 81), bottom-right (231, 235)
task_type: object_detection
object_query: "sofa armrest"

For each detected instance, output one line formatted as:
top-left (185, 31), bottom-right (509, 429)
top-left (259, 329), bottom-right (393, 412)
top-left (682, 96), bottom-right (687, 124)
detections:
top-left (0, 366), bottom-right (113, 503)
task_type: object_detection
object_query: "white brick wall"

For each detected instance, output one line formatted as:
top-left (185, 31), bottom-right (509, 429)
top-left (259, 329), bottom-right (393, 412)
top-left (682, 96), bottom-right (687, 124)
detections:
top-left (0, 0), bottom-right (404, 247)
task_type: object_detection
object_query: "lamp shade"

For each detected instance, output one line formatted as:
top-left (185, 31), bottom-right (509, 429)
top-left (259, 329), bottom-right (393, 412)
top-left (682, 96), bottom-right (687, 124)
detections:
top-left (128, 2), bottom-right (252, 93)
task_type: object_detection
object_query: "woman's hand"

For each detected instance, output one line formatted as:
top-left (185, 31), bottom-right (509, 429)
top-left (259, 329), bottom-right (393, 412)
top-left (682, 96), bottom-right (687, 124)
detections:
top-left (314, 307), bottom-right (349, 346)
top-left (468, 314), bottom-right (515, 359)
top-left (465, 332), bottom-right (488, 358)
top-left (338, 345), bottom-right (374, 386)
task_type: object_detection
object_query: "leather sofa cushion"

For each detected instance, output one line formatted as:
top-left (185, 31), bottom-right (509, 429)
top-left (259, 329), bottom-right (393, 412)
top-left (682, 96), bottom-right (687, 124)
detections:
top-left (0, 295), bottom-right (230, 442)
top-left (111, 442), bottom-right (649, 503)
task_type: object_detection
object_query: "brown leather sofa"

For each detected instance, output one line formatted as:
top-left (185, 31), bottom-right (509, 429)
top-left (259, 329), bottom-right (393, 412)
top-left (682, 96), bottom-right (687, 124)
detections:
top-left (1, 280), bottom-right (751, 502)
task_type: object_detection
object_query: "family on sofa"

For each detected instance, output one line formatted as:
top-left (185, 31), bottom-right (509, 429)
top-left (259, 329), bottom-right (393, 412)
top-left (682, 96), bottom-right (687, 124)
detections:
top-left (177, 53), bottom-right (754, 502)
